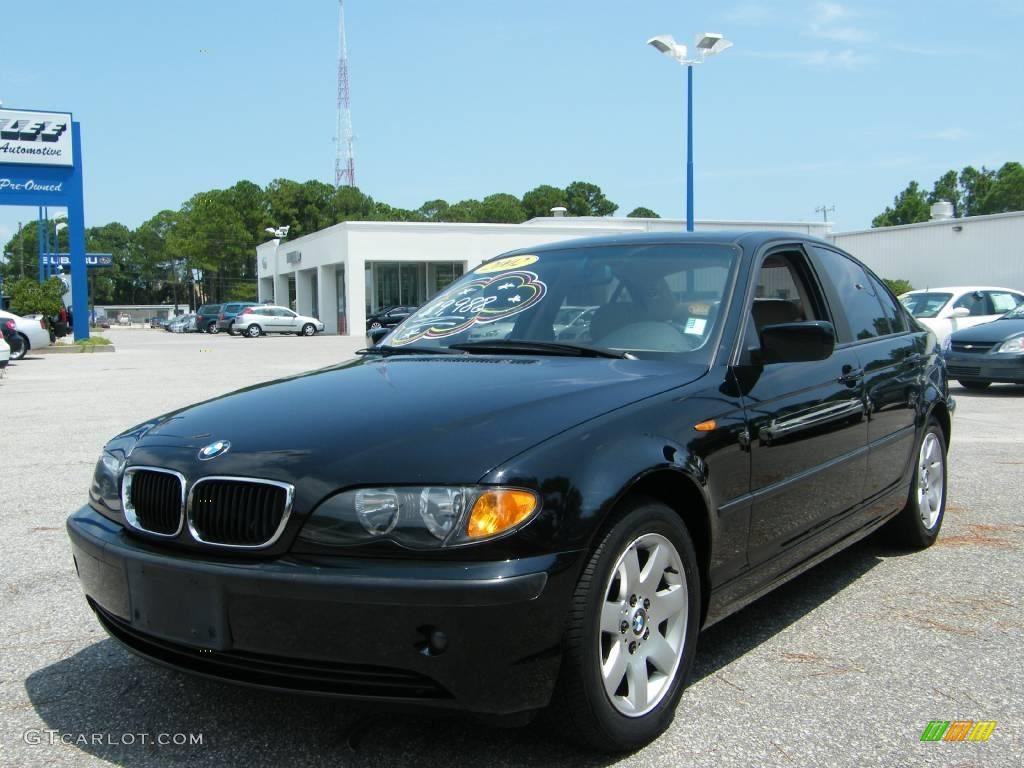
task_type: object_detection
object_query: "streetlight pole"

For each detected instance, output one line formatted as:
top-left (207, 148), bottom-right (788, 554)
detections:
top-left (686, 64), bottom-right (694, 232)
top-left (648, 32), bottom-right (733, 233)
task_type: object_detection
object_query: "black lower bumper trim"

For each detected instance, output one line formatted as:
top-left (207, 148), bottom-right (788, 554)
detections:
top-left (93, 599), bottom-right (453, 701)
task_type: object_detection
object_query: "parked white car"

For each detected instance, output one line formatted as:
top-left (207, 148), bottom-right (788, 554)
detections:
top-left (0, 310), bottom-right (52, 360)
top-left (899, 286), bottom-right (1024, 342)
top-left (0, 336), bottom-right (9, 370)
top-left (232, 305), bottom-right (325, 337)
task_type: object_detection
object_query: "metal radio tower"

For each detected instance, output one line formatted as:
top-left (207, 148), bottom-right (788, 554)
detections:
top-left (335, 0), bottom-right (356, 187)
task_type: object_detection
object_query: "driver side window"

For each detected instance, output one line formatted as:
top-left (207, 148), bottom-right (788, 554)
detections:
top-left (745, 250), bottom-right (829, 356)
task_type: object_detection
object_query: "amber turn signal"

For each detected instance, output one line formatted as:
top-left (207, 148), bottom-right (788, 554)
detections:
top-left (694, 420), bottom-right (716, 432)
top-left (466, 489), bottom-right (538, 539)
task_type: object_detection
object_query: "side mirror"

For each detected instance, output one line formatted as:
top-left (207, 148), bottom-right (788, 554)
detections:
top-left (760, 321), bottom-right (835, 364)
top-left (367, 327), bottom-right (389, 346)
top-left (949, 307), bottom-right (970, 319)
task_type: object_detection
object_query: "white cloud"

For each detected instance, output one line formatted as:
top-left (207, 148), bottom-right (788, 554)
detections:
top-left (808, 2), bottom-right (872, 43)
top-left (926, 128), bottom-right (970, 141)
top-left (725, 4), bottom-right (774, 25)
top-left (743, 48), bottom-right (873, 70)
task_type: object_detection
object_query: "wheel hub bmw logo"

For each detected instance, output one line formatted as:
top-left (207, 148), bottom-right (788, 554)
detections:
top-left (198, 440), bottom-right (231, 461)
top-left (632, 608), bottom-right (647, 635)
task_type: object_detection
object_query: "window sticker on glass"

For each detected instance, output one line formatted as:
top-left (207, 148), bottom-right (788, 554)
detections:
top-left (688, 303), bottom-right (710, 317)
top-left (474, 255), bottom-right (539, 274)
top-left (391, 271), bottom-right (547, 345)
top-left (684, 317), bottom-right (707, 335)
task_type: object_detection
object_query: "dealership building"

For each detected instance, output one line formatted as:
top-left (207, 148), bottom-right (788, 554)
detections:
top-left (255, 207), bottom-right (1024, 336)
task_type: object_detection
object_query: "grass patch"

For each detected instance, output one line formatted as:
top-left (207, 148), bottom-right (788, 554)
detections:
top-left (74, 336), bottom-right (112, 346)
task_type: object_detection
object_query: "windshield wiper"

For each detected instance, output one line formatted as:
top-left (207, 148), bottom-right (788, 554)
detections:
top-left (356, 345), bottom-right (463, 357)
top-left (448, 340), bottom-right (632, 359)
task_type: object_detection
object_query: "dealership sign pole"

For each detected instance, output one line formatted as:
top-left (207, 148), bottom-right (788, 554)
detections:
top-left (0, 107), bottom-right (89, 341)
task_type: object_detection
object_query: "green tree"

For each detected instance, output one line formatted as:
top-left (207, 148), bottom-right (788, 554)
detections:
top-left (980, 162), bottom-right (1024, 214)
top-left (959, 166), bottom-right (996, 216)
top-left (7, 276), bottom-right (65, 317)
top-left (881, 278), bottom-right (913, 296)
top-left (479, 193), bottom-right (527, 223)
top-left (333, 186), bottom-right (377, 221)
top-left (627, 206), bottom-right (660, 218)
top-left (872, 181), bottom-right (930, 227)
top-left (521, 184), bottom-right (567, 219)
top-left (265, 179), bottom-right (335, 236)
top-left (417, 199), bottom-right (450, 221)
top-left (438, 199), bottom-right (484, 222)
top-left (565, 181), bottom-right (617, 217)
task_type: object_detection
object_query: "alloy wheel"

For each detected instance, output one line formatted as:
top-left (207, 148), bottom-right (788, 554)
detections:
top-left (599, 533), bottom-right (688, 717)
top-left (917, 432), bottom-right (944, 530)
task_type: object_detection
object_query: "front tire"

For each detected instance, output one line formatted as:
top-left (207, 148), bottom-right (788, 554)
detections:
top-left (245, 324), bottom-right (262, 338)
top-left (11, 334), bottom-right (28, 360)
top-left (958, 380), bottom-right (990, 390)
top-left (886, 418), bottom-right (947, 549)
top-left (301, 323), bottom-right (316, 336)
top-left (550, 498), bottom-right (700, 752)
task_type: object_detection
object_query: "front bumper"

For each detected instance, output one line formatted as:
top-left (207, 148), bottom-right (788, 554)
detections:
top-left (945, 352), bottom-right (1024, 384)
top-left (67, 506), bottom-right (581, 714)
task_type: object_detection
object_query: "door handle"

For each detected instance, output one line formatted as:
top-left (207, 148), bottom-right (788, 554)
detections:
top-left (838, 366), bottom-right (864, 386)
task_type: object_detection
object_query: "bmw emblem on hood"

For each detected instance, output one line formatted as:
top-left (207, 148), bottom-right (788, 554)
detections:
top-left (198, 440), bottom-right (231, 461)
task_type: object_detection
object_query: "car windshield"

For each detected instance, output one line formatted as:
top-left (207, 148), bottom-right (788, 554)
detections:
top-left (383, 243), bottom-right (738, 361)
top-left (900, 292), bottom-right (952, 318)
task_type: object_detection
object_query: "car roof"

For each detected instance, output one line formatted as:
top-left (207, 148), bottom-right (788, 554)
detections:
top-left (492, 229), bottom-right (834, 258)
top-left (902, 286), bottom-right (1023, 295)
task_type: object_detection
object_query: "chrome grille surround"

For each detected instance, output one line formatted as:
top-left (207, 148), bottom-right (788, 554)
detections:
top-left (186, 476), bottom-right (295, 549)
top-left (121, 467), bottom-right (187, 537)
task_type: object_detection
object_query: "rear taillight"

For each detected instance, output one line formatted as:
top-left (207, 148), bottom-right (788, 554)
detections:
top-left (5, 320), bottom-right (15, 331)
top-left (240, 308), bottom-right (252, 315)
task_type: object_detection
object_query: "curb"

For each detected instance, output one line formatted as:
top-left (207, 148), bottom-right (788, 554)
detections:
top-left (34, 345), bottom-right (116, 354)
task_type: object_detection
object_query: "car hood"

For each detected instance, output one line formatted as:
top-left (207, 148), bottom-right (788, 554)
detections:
top-left (950, 318), bottom-right (1024, 343)
top-left (125, 355), bottom-right (704, 511)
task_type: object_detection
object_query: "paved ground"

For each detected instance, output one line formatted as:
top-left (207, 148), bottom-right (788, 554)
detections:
top-left (0, 329), bottom-right (1021, 768)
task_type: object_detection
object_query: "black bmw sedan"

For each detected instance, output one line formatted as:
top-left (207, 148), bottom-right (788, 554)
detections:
top-left (67, 232), bottom-right (953, 752)
top-left (943, 303), bottom-right (1024, 389)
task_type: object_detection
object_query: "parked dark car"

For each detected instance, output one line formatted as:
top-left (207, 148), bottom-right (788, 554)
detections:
top-left (216, 302), bottom-right (259, 334)
top-left (195, 304), bottom-right (222, 334)
top-left (1, 318), bottom-right (24, 358)
top-left (67, 232), bottom-right (953, 752)
top-left (366, 305), bottom-right (417, 330)
top-left (943, 302), bottom-right (1024, 389)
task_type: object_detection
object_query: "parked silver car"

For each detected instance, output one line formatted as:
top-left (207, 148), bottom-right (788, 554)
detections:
top-left (232, 305), bottom-right (324, 337)
top-left (0, 310), bottom-right (52, 360)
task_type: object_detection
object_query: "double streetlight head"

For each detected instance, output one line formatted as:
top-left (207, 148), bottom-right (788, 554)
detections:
top-left (647, 32), bottom-right (732, 65)
top-left (264, 226), bottom-right (290, 239)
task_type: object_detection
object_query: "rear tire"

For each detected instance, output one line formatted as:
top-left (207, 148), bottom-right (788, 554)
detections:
top-left (206, 322), bottom-right (219, 334)
top-left (549, 497), bottom-right (700, 752)
top-left (245, 324), bottom-right (262, 338)
top-left (885, 418), bottom-right (947, 549)
top-left (11, 334), bottom-right (28, 361)
top-left (957, 380), bottom-right (990, 390)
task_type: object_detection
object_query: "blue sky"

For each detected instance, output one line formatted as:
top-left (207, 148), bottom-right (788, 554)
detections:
top-left (1, 0), bottom-right (1022, 246)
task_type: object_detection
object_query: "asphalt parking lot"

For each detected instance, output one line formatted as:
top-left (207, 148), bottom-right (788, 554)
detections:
top-left (1, 329), bottom-right (1021, 768)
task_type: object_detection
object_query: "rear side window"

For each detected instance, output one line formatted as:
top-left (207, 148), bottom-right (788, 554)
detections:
top-left (811, 247), bottom-right (891, 343)
top-left (867, 275), bottom-right (908, 335)
top-left (987, 291), bottom-right (1023, 314)
top-left (952, 291), bottom-right (990, 316)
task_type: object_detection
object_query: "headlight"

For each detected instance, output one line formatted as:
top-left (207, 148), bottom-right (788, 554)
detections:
top-left (995, 336), bottom-right (1024, 354)
top-left (89, 449), bottom-right (128, 517)
top-left (298, 486), bottom-right (540, 549)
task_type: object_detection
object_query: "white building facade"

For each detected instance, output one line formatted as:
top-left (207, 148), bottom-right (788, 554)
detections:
top-left (256, 216), bottom-right (831, 336)
top-left (830, 210), bottom-right (1024, 291)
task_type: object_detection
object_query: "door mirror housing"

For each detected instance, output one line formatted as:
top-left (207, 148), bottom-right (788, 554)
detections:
top-left (949, 306), bottom-right (970, 319)
top-left (759, 321), bottom-right (836, 364)
top-left (368, 327), bottom-right (389, 346)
